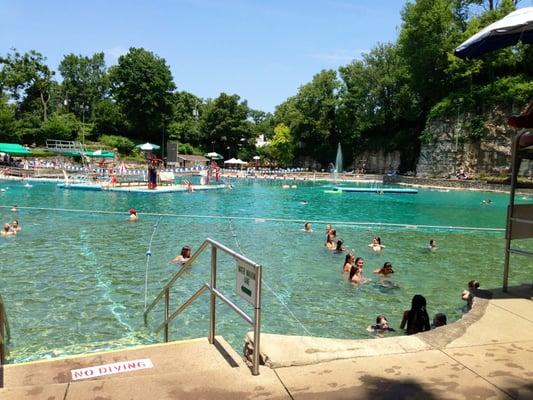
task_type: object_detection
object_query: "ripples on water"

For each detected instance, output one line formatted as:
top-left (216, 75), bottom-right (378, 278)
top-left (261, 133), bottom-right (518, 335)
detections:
top-left (0, 179), bottom-right (531, 362)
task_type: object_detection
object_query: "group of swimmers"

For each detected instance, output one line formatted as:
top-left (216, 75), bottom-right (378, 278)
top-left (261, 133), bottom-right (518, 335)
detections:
top-left (304, 222), bottom-right (456, 335)
top-left (367, 294), bottom-right (448, 335)
top-left (1, 219), bottom-right (21, 236)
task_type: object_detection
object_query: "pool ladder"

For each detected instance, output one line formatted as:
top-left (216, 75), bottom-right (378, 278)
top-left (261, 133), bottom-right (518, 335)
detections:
top-left (143, 238), bottom-right (263, 375)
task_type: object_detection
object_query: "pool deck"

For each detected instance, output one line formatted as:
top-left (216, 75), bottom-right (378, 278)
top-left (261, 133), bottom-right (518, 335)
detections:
top-left (1, 284), bottom-right (532, 399)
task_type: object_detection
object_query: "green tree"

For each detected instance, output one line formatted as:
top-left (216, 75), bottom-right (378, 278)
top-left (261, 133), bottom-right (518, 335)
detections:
top-left (398, 0), bottom-right (462, 109)
top-left (269, 123), bottom-right (294, 166)
top-left (40, 113), bottom-right (80, 141)
top-left (0, 93), bottom-right (18, 142)
top-left (198, 93), bottom-right (252, 158)
top-left (92, 99), bottom-right (127, 136)
top-left (0, 49), bottom-right (55, 121)
top-left (338, 43), bottom-right (419, 167)
top-left (168, 91), bottom-right (203, 146)
top-left (109, 47), bottom-right (175, 142)
top-left (275, 70), bottom-right (339, 166)
top-left (58, 52), bottom-right (108, 122)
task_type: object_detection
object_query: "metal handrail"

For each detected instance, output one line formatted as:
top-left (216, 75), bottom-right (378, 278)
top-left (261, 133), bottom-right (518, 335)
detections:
top-left (144, 238), bottom-right (263, 375)
top-left (0, 294), bottom-right (11, 365)
top-left (144, 240), bottom-right (209, 317)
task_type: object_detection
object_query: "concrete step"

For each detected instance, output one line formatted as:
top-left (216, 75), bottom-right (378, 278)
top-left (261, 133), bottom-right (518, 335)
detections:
top-left (0, 336), bottom-right (289, 400)
top-left (1, 337), bottom-right (246, 388)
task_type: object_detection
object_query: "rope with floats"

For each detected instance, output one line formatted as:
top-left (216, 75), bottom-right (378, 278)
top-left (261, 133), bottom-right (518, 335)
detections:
top-left (227, 218), bottom-right (313, 336)
top-left (144, 217), bottom-right (162, 311)
top-left (0, 205), bottom-right (505, 233)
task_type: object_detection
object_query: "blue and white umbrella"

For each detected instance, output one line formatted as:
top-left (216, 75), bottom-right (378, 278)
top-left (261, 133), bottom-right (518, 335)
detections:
top-left (455, 7), bottom-right (533, 59)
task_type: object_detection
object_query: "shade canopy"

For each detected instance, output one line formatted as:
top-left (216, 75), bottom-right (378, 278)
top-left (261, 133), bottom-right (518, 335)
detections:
top-left (253, 155), bottom-right (261, 160)
top-left (136, 142), bottom-right (160, 151)
top-left (0, 143), bottom-right (32, 155)
top-left (225, 158), bottom-right (247, 165)
top-left (205, 152), bottom-right (224, 160)
top-left (455, 7), bottom-right (533, 59)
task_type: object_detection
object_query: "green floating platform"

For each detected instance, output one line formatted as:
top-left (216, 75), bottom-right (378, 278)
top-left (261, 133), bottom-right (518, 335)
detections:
top-left (333, 187), bottom-right (418, 194)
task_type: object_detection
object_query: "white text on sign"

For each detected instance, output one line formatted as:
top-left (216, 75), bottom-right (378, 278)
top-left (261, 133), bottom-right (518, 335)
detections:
top-left (71, 358), bottom-right (154, 381)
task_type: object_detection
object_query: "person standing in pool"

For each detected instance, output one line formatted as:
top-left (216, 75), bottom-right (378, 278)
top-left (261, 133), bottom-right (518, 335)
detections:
top-left (368, 236), bottom-right (384, 252)
top-left (343, 253), bottom-right (355, 273)
top-left (10, 220), bottom-right (21, 233)
top-left (349, 257), bottom-right (365, 284)
top-left (374, 262), bottom-right (394, 275)
top-left (400, 294), bottom-right (430, 335)
top-left (428, 239), bottom-right (437, 251)
top-left (1, 223), bottom-right (15, 236)
top-left (171, 246), bottom-right (192, 266)
top-left (304, 222), bottom-right (313, 232)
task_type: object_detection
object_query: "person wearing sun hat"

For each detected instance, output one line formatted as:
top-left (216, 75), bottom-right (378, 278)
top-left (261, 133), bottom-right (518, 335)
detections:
top-left (129, 208), bottom-right (138, 222)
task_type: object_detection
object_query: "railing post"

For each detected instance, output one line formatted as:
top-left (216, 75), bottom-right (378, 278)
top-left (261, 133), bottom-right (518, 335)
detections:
top-left (164, 287), bottom-right (170, 342)
top-left (209, 246), bottom-right (217, 344)
top-left (252, 265), bottom-right (262, 376)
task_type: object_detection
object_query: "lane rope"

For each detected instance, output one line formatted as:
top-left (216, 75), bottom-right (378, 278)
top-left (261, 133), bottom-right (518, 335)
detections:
top-left (227, 218), bottom-right (313, 336)
top-left (144, 217), bottom-right (162, 311)
top-left (0, 205), bottom-right (505, 233)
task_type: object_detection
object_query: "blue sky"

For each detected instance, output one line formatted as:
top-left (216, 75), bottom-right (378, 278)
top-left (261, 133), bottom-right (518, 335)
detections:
top-left (1, 1), bottom-right (531, 113)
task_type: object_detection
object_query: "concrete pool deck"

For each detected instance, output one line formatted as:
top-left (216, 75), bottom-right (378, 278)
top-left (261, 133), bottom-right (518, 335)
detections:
top-left (1, 284), bottom-right (532, 399)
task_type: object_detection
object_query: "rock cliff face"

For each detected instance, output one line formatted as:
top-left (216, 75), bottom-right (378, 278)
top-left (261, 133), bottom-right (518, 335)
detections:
top-left (417, 108), bottom-right (532, 178)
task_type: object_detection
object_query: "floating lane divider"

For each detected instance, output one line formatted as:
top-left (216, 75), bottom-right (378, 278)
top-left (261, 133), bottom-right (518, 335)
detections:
top-left (0, 205), bottom-right (505, 233)
top-left (144, 217), bottom-right (162, 311)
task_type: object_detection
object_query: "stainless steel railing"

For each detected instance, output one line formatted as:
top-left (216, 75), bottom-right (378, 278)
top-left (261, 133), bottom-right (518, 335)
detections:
top-left (0, 294), bottom-right (11, 365)
top-left (144, 238), bottom-right (263, 375)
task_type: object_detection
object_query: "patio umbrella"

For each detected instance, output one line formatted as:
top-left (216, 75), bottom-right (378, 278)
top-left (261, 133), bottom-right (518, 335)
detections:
top-left (205, 152), bottom-right (224, 160)
top-left (224, 158), bottom-right (239, 164)
top-left (253, 155), bottom-right (261, 160)
top-left (136, 142), bottom-right (160, 151)
top-left (454, 7), bottom-right (533, 59)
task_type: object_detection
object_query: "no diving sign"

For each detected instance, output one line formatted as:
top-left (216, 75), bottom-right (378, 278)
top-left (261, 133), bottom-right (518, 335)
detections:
top-left (235, 261), bottom-right (257, 306)
top-left (71, 358), bottom-right (153, 381)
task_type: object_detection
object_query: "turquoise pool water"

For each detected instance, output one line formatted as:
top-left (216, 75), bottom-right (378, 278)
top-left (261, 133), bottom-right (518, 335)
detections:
top-left (0, 179), bottom-right (531, 363)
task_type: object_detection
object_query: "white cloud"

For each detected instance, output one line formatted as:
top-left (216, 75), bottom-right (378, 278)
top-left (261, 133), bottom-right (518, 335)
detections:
top-left (309, 49), bottom-right (367, 63)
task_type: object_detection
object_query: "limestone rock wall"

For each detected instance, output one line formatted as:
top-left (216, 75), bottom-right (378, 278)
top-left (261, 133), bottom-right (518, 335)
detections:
top-left (353, 149), bottom-right (401, 174)
top-left (417, 109), bottom-right (533, 178)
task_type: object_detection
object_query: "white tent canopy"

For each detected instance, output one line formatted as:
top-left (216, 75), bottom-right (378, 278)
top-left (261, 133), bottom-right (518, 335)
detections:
top-left (224, 158), bottom-right (247, 165)
top-left (136, 142), bottom-right (160, 151)
top-left (205, 152), bottom-right (224, 159)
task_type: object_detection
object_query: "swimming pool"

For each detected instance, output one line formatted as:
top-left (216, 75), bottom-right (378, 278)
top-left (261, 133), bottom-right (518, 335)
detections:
top-left (0, 179), bottom-right (531, 363)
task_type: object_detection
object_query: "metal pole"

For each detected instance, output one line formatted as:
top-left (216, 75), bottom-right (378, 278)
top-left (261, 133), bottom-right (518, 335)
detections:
top-left (252, 265), bottom-right (262, 376)
top-left (164, 287), bottom-right (170, 342)
top-left (503, 132), bottom-right (521, 292)
top-left (209, 246), bottom-right (217, 344)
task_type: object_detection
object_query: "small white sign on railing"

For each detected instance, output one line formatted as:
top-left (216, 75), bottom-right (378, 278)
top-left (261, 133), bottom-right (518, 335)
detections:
top-left (71, 358), bottom-right (153, 381)
top-left (235, 261), bottom-right (256, 306)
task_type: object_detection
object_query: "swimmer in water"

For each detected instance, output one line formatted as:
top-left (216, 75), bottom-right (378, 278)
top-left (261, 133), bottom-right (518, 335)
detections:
top-left (343, 253), bottom-right (355, 273)
top-left (304, 222), bottom-right (313, 232)
top-left (481, 199), bottom-right (492, 205)
top-left (349, 257), bottom-right (365, 284)
top-left (11, 205), bottom-right (17, 212)
top-left (1, 223), bottom-right (15, 236)
top-left (129, 208), bottom-right (138, 222)
top-left (10, 220), bottom-right (21, 233)
top-left (374, 261), bottom-right (394, 276)
top-left (334, 239), bottom-right (345, 253)
top-left (428, 239), bottom-right (437, 251)
top-left (367, 315), bottom-right (395, 333)
top-left (325, 236), bottom-right (336, 250)
top-left (368, 236), bottom-right (384, 252)
top-left (171, 245), bottom-right (192, 266)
